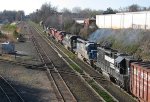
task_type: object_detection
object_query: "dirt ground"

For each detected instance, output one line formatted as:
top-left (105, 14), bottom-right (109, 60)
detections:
top-left (0, 23), bottom-right (59, 102)
top-left (0, 62), bottom-right (59, 102)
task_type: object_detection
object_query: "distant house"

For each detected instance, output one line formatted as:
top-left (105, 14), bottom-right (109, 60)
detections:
top-left (73, 18), bottom-right (85, 24)
top-left (3, 19), bottom-right (9, 24)
top-left (0, 20), bottom-right (3, 24)
top-left (84, 17), bottom-right (96, 28)
top-left (0, 19), bottom-right (9, 25)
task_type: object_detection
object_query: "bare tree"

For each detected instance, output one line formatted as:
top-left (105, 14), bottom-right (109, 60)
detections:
top-left (0, 10), bottom-right (25, 22)
top-left (61, 8), bottom-right (71, 14)
top-left (30, 2), bottom-right (57, 24)
top-left (15, 11), bottom-right (24, 21)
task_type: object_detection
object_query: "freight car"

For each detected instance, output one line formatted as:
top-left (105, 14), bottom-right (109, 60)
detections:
top-left (96, 47), bottom-right (137, 91)
top-left (76, 38), bottom-right (97, 65)
top-left (130, 62), bottom-right (150, 102)
top-left (62, 34), bottom-right (79, 52)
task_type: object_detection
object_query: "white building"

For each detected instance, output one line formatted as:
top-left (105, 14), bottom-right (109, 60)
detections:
top-left (73, 18), bottom-right (85, 24)
top-left (96, 11), bottom-right (150, 29)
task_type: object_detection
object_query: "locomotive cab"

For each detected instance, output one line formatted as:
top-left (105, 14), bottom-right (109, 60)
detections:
top-left (86, 43), bottom-right (97, 61)
top-left (62, 34), bottom-right (79, 52)
top-left (76, 38), bottom-right (97, 65)
top-left (71, 35), bottom-right (79, 50)
top-left (114, 55), bottom-right (136, 90)
top-left (115, 56), bottom-right (126, 75)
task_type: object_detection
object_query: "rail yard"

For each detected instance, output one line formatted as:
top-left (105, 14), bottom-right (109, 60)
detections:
top-left (29, 22), bottom-right (104, 102)
top-left (32, 22), bottom-right (138, 102)
top-left (1, 1), bottom-right (150, 102)
top-left (0, 22), bottom-right (106, 102)
top-left (1, 18), bottom-right (149, 101)
top-left (0, 20), bottom-right (143, 102)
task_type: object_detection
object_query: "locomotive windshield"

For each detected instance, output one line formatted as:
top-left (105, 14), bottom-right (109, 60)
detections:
top-left (89, 43), bottom-right (97, 50)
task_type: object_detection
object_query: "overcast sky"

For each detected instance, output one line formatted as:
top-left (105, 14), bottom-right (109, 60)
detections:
top-left (0, 0), bottom-right (150, 15)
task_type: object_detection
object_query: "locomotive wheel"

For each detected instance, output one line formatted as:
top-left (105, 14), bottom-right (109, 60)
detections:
top-left (83, 58), bottom-right (86, 62)
top-left (90, 61), bottom-right (94, 67)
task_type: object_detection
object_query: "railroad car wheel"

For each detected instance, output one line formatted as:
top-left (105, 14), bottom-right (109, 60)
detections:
top-left (109, 76), bottom-right (117, 83)
top-left (96, 67), bottom-right (102, 73)
top-left (90, 61), bottom-right (94, 67)
top-left (116, 80), bottom-right (120, 86)
top-left (67, 47), bottom-right (70, 50)
top-left (83, 58), bottom-right (86, 62)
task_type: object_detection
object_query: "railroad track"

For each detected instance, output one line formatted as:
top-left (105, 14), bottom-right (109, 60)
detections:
top-left (0, 59), bottom-right (45, 71)
top-left (0, 75), bottom-right (24, 102)
top-left (28, 23), bottom-right (104, 102)
top-left (48, 35), bottom-right (137, 102)
top-left (31, 22), bottom-right (137, 102)
top-left (30, 27), bottom-right (77, 102)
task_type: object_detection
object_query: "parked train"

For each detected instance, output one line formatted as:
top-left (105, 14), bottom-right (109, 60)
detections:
top-left (45, 26), bottom-right (150, 102)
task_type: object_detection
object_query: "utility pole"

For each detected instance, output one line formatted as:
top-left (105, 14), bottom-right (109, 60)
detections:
top-left (59, 14), bottom-right (63, 30)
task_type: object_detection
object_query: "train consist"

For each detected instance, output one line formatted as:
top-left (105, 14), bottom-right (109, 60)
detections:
top-left (47, 28), bottom-right (97, 65)
top-left (46, 27), bottom-right (150, 102)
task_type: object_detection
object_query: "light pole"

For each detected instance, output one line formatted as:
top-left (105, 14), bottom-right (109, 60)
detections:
top-left (59, 14), bottom-right (63, 30)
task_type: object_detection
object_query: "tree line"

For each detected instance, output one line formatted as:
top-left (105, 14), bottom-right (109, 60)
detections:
top-left (29, 3), bottom-right (150, 39)
top-left (0, 10), bottom-right (25, 23)
top-left (30, 3), bottom-right (150, 28)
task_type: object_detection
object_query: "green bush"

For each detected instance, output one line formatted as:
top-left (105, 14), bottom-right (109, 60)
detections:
top-left (2, 24), bottom-right (17, 31)
top-left (13, 30), bottom-right (19, 38)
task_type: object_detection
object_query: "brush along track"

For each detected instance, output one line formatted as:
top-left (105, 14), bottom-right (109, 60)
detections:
top-left (28, 24), bottom-right (104, 102)
top-left (33, 23), bottom-right (137, 102)
top-left (30, 29), bottom-right (77, 102)
top-left (0, 75), bottom-right (24, 102)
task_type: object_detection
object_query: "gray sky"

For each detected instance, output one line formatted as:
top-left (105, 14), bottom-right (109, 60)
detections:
top-left (0, 0), bottom-right (150, 15)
